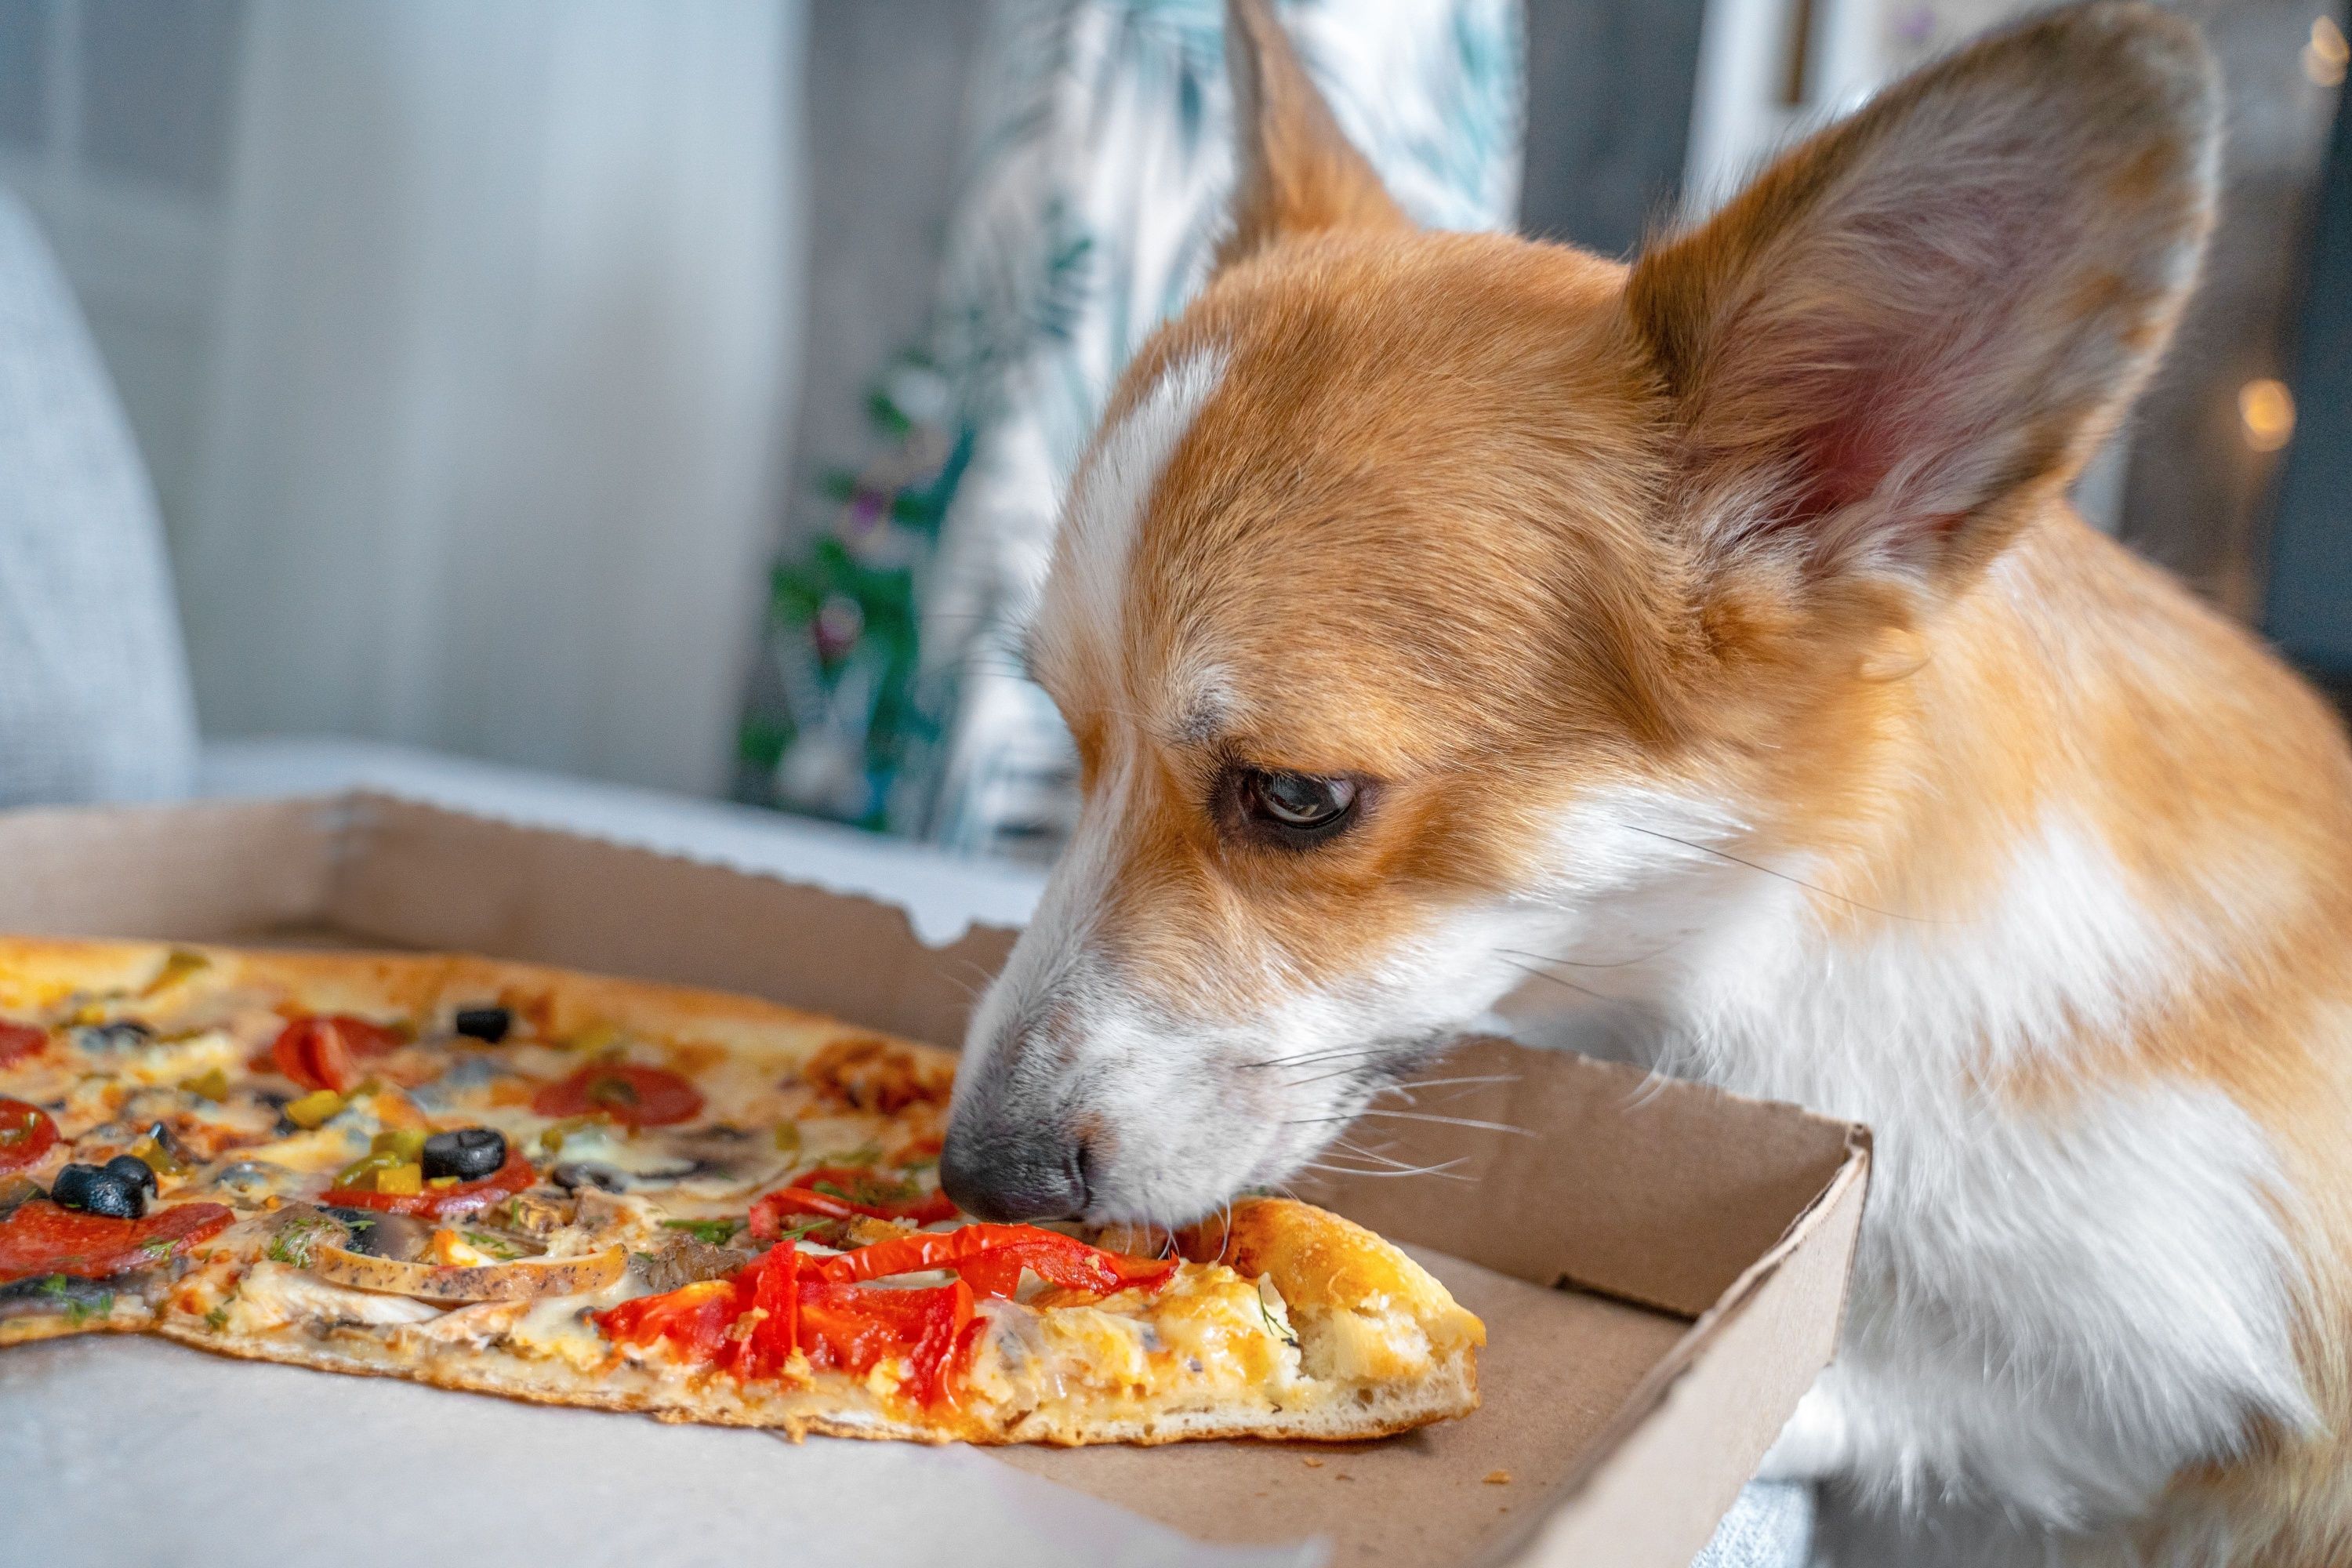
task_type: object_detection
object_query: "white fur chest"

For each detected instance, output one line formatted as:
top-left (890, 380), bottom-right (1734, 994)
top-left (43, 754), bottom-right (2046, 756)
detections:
top-left (1643, 818), bottom-right (2316, 1524)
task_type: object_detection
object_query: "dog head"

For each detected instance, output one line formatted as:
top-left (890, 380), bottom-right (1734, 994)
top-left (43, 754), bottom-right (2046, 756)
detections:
top-left (940, 0), bottom-right (2219, 1224)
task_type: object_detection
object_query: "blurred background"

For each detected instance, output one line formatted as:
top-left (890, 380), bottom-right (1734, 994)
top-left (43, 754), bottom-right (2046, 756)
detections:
top-left (0, 0), bottom-right (2345, 863)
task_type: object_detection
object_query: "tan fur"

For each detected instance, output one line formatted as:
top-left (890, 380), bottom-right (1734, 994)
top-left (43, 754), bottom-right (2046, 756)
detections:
top-left (1024, 1), bottom-right (2352, 1556)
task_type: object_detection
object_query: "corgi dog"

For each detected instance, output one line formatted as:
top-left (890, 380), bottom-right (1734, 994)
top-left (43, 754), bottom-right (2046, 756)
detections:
top-left (935, 2), bottom-right (2352, 1561)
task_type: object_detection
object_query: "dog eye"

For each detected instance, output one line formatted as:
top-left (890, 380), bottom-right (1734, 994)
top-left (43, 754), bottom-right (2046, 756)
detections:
top-left (1239, 770), bottom-right (1359, 837)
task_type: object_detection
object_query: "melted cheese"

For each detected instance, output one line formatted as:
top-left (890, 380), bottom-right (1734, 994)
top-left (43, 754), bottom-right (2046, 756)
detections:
top-left (227, 1262), bottom-right (444, 1330)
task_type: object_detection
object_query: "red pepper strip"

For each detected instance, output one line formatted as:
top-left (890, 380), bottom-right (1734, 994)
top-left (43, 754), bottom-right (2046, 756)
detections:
top-left (595, 1276), bottom-right (739, 1361)
top-left (321, 1149), bottom-right (537, 1218)
top-left (747, 1165), bottom-right (959, 1239)
top-left (0, 1022), bottom-right (45, 1068)
top-left (0, 1200), bottom-right (233, 1284)
top-left (269, 1014), bottom-right (402, 1094)
top-left (717, 1243), bottom-right (801, 1381)
top-left (597, 1244), bottom-right (975, 1406)
top-left (814, 1223), bottom-right (1176, 1298)
top-left (0, 1096), bottom-right (58, 1174)
top-left (595, 1254), bottom-right (800, 1377)
top-left (797, 1275), bottom-right (973, 1406)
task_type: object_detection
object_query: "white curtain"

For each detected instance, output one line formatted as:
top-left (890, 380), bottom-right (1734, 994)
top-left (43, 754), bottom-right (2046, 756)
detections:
top-left (178, 0), bottom-right (805, 795)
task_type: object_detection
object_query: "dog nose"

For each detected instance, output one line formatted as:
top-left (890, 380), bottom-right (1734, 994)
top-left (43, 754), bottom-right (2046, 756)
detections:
top-left (939, 1120), bottom-right (1088, 1222)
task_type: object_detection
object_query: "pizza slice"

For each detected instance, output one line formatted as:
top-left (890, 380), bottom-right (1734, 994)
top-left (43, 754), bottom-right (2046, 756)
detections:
top-left (0, 938), bottom-right (1483, 1444)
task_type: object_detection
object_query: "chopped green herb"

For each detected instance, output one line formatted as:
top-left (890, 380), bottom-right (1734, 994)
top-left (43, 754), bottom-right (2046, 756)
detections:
top-left (1257, 1289), bottom-right (1299, 1351)
top-left (67, 1293), bottom-right (113, 1327)
top-left (461, 1230), bottom-right (525, 1261)
top-left (266, 1215), bottom-right (332, 1268)
top-left (659, 1218), bottom-right (746, 1247)
top-left (203, 1305), bottom-right (230, 1332)
top-left (831, 1142), bottom-right (883, 1167)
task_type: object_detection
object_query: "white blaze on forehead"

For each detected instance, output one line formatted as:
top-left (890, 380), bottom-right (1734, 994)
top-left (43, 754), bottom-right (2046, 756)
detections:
top-left (1059, 348), bottom-right (1227, 649)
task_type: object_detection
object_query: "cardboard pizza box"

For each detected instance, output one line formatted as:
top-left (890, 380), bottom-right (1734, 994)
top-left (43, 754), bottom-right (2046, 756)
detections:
top-left (0, 793), bottom-right (1868, 1568)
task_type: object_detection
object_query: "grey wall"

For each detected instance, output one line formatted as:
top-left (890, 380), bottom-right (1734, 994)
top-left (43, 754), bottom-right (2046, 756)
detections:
top-left (2264, 53), bottom-right (2352, 677)
top-left (1517, 0), bottom-right (1706, 255)
top-left (778, 0), bottom-right (984, 550)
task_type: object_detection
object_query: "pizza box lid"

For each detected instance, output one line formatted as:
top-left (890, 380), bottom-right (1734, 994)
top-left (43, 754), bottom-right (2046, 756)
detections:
top-left (0, 793), bottom-right (1869, 1568)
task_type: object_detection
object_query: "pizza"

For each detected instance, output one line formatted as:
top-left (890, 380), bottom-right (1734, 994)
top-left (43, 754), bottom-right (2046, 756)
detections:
top-left (0, 938), bottom-right (1483, 1445)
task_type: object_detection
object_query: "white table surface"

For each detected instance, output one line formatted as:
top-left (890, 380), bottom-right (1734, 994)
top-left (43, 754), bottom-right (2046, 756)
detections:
top-left (9, 739), bottom-right (1326, 1568)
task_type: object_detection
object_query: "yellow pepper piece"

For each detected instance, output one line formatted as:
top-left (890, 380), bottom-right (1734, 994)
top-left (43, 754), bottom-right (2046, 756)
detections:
top-left (131, 1137), bottom-right (188, 1178)
top-left (371, 1128), bottom-right (428, 1160)
top-left (180, 1067), bottom-right (230, 1103)
top-left (426, 1174), bottom-right (460, 1191)
top-left (140, 949), bottom-right (210, 996)
top-left (285, 1090), bottom-right (345, 1130)
top-left (376, 1163), bottom-right (423, 1196)
top-left (329, 1149), bottom-right (400, 1189)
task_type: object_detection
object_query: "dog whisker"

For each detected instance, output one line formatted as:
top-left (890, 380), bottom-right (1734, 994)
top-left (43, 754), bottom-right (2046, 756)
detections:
top-left (1375, 1073), bottom-right (1519, 1106)
top-left (1610, 822), bottom-right (1954, 927)
top-left (1493, 941), bottom-right (1683, 971)
top-left (1240, 1044), bottom-right (1396, 1072)
top-left (1301, 1159), bottom-right (1474, 1182)
top-left (1494, 955), bottom-right (1611, 1004)
top-left (1284, 1109), bottom-right (1533, 1136)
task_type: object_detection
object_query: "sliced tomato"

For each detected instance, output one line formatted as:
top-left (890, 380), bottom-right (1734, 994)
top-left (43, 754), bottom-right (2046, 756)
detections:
top-left (321, 1149), bottom-right (536, 1218)
top-left (0, 1200), bottom-right (233, 1284)
top-left (814, 1222), bottom-right (1175, 1299)
top-left (0, 1097), bottom-right (57, 1174)
top-left (747, 1165), bottom-right (958, 1237)
top-left (270, 1014), bottom-right (403, 1094)
top-left (0, 1022), bottom-right (46, 1068)
top-left (530, 1065), bottom-right (703, 1129)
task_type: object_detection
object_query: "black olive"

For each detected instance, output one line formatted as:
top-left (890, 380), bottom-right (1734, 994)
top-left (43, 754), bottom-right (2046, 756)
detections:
top-left (550, 1161), bottom-right (628, 1193)
top-left (421, 1127), bottom-right (506, 1181)
top-left (452, 1006), bottom-right (511, 1043)
top-left (50, 1161), bottom-right (146, 1219)
top-left (73, 1021), bottom-right (154, 1052)
top-left (102, 1155), bottom-right (159, 1202)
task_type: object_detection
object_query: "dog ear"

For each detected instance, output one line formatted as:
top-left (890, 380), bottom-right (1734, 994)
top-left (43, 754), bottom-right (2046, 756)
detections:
top-left (1218, 0), bottom-right (1410, 270)
top-left (1628, 2), bottom-right (2218, 589)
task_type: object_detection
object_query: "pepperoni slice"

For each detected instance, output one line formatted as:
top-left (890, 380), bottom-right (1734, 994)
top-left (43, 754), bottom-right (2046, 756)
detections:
top-left (0, 1023), bottom-right (46, 1068)
top-left (530, 1065), bottom-right (703, 1129)
top-left (0, 1097), bottom-right (57, 1173)
top-left (270, 1015), bottom-right (403, 1094)
top-left (321, 1149), bottom-right (538, 1219)
top-left (0, 1200), bottom-right (232, 1284)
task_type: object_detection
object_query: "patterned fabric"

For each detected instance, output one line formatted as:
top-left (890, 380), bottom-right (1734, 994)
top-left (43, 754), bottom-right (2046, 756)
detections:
top-left (1693, 1480), bottom-right (1813, 1568)
top-left (747, 0), bottom-right (1522, 860)
top-left (915, 0), bottom-right (1523, 860)
top-left (0, 192), bottom-right (198, 808)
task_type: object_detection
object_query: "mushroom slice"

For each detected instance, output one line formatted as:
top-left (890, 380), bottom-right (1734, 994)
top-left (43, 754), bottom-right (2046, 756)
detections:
top-left (306, 1242), bottom-right (626, 1303)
